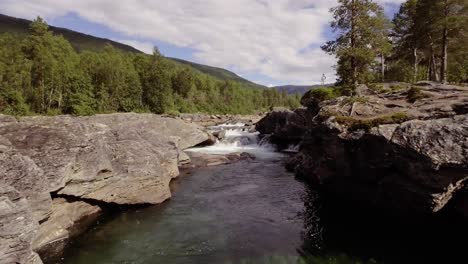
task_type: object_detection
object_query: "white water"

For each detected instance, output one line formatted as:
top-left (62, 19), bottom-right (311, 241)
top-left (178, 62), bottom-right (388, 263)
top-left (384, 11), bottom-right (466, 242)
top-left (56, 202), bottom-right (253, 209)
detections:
top-left (187, 123), bottom-right (283, 159)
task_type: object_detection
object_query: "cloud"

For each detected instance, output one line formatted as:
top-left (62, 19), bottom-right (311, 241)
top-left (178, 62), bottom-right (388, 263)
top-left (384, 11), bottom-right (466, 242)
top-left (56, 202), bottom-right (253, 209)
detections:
top-left (116, 39), bottom-right (154, 54)
top-left (0, 0), bottom-right (405, 85)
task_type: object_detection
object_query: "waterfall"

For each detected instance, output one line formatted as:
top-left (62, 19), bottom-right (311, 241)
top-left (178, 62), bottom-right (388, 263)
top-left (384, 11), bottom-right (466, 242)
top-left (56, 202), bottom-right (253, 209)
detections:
top-left (186, 123), bottom-right (282, 159)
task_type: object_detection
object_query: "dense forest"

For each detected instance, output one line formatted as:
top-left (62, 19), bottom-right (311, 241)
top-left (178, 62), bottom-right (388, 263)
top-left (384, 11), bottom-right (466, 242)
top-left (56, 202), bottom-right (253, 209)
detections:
top-left (323, 0), bottom-right (467, 86)
top-left (0, 18), bottom-right (300, 116)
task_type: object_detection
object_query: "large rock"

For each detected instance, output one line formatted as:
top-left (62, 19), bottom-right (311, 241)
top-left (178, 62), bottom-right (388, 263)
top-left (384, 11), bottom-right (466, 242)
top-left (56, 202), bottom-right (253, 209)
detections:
top-left (32, 198), bottom-right (101, 263)
top-left (269, 84), bottom-right (468, 217)
top-left (0, 113), bottom-right (209, 208)
top-left (0, 184), bottom-right (43, 264)
top-left (256, 108), bottom-right (313, 144)
top-left (0, 113), bottom-right (209, 264)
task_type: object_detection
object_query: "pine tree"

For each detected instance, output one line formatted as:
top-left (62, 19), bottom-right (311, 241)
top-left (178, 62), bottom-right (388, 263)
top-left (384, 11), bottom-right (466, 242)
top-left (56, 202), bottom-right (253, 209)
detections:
top-left (322, 0), bottom-right (390, 85)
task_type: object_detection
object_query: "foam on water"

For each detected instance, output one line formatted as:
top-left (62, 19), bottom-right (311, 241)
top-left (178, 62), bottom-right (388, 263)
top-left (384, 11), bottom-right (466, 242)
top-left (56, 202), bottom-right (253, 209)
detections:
top-left (186, 123), bottom-right (283, 159)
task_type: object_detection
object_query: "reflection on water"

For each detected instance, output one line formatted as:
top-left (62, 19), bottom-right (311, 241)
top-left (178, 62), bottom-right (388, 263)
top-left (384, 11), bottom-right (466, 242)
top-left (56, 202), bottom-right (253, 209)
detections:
top-left (61, 159), bottom-right (311, 264)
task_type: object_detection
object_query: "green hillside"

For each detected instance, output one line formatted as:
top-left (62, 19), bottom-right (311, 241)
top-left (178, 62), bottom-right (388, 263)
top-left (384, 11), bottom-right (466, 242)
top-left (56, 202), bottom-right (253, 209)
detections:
top-left (0, 14), bottom-right (140, 53)
top-left (170, 58), bottom-right (264, 89)
top-left (0, 13), bottom-right (265, 88)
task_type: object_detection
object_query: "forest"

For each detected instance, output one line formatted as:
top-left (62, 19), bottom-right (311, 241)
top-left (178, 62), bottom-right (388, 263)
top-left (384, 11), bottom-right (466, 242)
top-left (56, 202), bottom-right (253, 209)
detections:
top-left (323, 0), bottom-right (467, 86)
top-left (0, 18), bottom-right (301, 116)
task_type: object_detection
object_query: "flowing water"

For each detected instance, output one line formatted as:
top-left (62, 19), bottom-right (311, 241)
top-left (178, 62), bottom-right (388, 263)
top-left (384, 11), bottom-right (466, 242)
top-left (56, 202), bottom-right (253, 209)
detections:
top-left (61, 124), bottom-right (313, 264)
top-left (61, 123), bottom-right (467, 264)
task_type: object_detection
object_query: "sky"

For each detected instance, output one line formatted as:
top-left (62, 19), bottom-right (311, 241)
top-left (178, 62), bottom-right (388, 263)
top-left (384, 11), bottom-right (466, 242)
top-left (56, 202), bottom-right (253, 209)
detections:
top-left (0, 0), bottom-right (404, 86)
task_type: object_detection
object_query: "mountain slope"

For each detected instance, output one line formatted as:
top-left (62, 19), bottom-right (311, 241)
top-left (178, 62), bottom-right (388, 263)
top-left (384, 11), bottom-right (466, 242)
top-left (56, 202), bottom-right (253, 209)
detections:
top-left (273, 84), bottom-right (332, 95)
top-left (0, 13), bottom-right (265, 88)
top-left (169, 58), bottom-right (264, 89)
top-left (0, 14), bottom-right (140, 53)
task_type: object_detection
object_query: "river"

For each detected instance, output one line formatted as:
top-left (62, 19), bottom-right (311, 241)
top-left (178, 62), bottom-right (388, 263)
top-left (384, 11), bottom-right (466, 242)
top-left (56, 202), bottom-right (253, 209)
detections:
top-left (60, 123), bottom-right (465, 264)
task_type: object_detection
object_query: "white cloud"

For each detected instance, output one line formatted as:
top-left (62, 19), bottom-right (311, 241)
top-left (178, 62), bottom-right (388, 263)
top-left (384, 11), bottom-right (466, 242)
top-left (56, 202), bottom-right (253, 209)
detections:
top-left (116, 39), bottom-right (154, 54)
top-left (0, 0), bottom-right (405, 85)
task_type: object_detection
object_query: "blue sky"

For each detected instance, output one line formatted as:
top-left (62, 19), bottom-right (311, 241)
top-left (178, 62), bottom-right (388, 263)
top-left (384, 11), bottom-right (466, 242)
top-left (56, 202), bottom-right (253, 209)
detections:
top-left (0, 0), bottom-right (403, 86)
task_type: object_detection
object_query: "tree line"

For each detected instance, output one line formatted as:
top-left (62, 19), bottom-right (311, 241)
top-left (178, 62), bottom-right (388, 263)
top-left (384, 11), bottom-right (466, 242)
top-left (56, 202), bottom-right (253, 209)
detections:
top-left (0, 17), bottom-right (301, 116)
top-left (323, 0), bottom-right (467, 86)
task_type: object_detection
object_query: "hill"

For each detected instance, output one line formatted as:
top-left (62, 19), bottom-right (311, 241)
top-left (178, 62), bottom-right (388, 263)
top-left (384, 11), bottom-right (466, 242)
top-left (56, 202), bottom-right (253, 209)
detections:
top-left (273, 84), bottom-right (333, 95)
top-left (0, 13), bottom-right (140, 53)
top-left (170, 58), bottom-right (264, 89)
top-left (0, 13), bottom-right (265, 88)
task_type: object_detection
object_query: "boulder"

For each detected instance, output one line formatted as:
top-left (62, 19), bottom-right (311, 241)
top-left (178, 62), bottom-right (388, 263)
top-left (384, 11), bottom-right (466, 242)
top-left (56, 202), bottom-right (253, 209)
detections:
top-left (0, 184), bottom-right (43, 264)
top-left (0, 113), bottom-right (210, 263)
top-left (0, 113), bottom-right (209, 207)
top-left (256, 108), bottom-right (313, 144)
top-left (32, 198), bottom-right (101, 263)
top-left (266, 84), bottom-right (468, 217)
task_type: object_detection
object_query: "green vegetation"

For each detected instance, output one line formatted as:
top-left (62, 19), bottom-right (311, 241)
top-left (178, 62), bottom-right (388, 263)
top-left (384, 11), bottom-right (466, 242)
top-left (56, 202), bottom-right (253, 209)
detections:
top-left (341, 96), bottom-right (369, 106)
top-left (406, 86), bottom-right (431, 103)
top-left (322, 0), bottom-right (391, 85)
top-left (335, 112), bottom-right (410, 131)
top-left (324, 0), bottom-right (467, 86)
top-left (0, 18), bottom-right (300, 116)
top-left (307, 86), bottom-right (355, 102)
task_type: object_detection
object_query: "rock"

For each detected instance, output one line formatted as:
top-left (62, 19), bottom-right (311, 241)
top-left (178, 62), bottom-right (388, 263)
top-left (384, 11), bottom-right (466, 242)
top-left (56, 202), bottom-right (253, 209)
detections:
top-left (182, 152), bottom-right (255, 168)
top-left (0, 137), bottom-right (52, 223)
top-left (265, 83), bottom-right (468, 217)
top-left (178, 150), bottom-right (191, 166)
top-left (0, 113), bottom-right (210, 263)
top-left (255, 108), bottom-right (313, 144)
top-left (200, 133), bottom-right (218, 146)
top-left (32, 198), bottom-right (101, 263)
top-left (212, 130), bottom-right (227, 140)
top-left (0, 113), bottom-right (209, 207)
top-left (0, 184), bottom-right (43, 264)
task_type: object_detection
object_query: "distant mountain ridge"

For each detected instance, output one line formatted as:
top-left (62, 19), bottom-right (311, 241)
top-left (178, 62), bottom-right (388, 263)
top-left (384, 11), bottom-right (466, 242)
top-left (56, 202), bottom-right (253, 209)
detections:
top-left (273, 84), bottom-right (333, 95)
top-left (0, 13), bottom-right (265, 88)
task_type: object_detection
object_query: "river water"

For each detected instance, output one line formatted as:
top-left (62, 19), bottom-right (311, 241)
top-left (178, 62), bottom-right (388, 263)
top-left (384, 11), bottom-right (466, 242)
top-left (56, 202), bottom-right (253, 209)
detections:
top-left (61, 124), bottom-right (314, 264)
top-left (61, 123), bottom-right (466, 264)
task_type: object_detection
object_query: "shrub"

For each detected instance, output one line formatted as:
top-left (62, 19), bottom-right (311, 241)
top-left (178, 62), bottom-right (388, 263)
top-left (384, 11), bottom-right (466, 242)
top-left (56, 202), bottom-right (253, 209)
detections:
top-left (335, 112), bottom-right (410, 131)
top-left (0, 89), bottom-right (30, 116)
top-left (406, 86), bottom-right (430, 103)
top-left (309, 87), bottom-right (338, 102)
top-left (368, 83), bottom-right (385, 93)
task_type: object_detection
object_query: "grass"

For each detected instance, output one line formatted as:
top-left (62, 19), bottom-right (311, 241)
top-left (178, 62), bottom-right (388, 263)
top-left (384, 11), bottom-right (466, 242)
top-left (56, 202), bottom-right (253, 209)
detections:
top-left (368, 83), bottom-right (387, 93)
top-left (335, 112), bottom-right (410, 131)
top-left (390, 84), bottom-right (405, 92)
top-left (340, 96), bottom-right (369, 106)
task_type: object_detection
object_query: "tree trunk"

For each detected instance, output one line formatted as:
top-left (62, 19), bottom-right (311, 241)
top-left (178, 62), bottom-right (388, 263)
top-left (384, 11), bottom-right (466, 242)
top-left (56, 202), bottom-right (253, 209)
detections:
top-left (440, 0), bottom-right (449, 84)
top-left (413, 48), bottom-right (418, 83)
top-left (351, 0), bottom-right (358, 86)
top-left (381, 53), bottom-right (385, 82)
top-left (432, 54), bottom-right (440, 82)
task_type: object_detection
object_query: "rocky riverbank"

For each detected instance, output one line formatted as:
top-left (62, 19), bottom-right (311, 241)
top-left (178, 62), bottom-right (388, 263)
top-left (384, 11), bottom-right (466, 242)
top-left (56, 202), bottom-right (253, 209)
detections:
top-left (0, 113), bottom-right (211, 264)
top-left (257, 82), bottom-right (468, 219)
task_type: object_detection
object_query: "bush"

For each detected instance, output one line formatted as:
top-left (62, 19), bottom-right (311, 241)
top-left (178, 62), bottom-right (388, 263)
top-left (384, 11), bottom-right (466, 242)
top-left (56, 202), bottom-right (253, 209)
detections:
top-left (407, 86), bottom-right (430, 103)
top-left (0, 89), bottom-right (29, 116)
top-left (309, 87), bottom-right (338, 102)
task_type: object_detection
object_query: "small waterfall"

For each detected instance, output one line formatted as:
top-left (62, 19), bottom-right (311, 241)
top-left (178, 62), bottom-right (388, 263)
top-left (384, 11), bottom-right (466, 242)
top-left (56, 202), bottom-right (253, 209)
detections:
top-left (187, 123), bottom-right (281, 159)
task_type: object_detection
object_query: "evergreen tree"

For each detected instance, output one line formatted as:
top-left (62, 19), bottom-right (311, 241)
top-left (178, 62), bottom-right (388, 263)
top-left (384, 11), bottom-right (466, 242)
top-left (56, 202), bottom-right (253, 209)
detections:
top-left (322, 0), bottom-right (390, 85)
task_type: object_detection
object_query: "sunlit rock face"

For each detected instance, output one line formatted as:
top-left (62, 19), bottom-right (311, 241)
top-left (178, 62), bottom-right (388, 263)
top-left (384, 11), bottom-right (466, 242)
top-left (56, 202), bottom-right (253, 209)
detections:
top-left (0, 113), bottom-right (210, 263)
